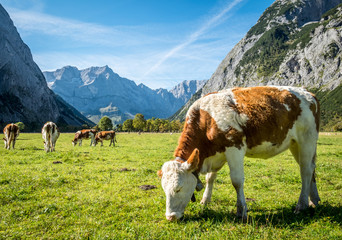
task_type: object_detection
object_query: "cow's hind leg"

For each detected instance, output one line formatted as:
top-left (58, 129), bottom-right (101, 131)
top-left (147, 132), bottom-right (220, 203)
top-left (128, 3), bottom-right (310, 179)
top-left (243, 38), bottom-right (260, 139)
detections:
top-left (226, 147), bottom-right (247, 219)
top-left (12, 138), bottom-right (16, 149)
top-left (200, 172), bottom-right (217, 205)
top-left (290, 140), bottom-right (320, 213)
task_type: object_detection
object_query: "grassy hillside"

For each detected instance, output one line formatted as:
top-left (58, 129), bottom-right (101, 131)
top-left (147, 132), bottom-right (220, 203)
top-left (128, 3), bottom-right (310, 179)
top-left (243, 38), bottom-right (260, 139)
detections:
top-left (0, 133), bottom-right (341, 239)
top-left (312, 84), bottom-right (342, 131)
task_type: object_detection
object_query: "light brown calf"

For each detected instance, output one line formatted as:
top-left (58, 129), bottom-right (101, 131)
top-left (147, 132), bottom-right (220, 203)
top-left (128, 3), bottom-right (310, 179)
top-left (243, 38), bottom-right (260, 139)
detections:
top-left (3, 123), bottom-right (20, 149)
top-left (94, 131), bottom-right (117, 146)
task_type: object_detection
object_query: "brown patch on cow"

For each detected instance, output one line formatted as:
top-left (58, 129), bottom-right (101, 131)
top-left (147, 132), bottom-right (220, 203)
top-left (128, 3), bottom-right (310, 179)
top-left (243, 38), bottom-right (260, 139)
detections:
top-left (42, 123), bottom-right (51, 134)
top-left (3, 123), bottom-right (19, 136)
top-left (203, 91), bottom-right (218, 97)
top-left (174, 109), bottom-right (244, 173)
top-left (232, 87), bottom-right (302, 149)
top-left (139, 185), bottom-right (157, 190)
top-left (157, 170), bottom-right (163, 178)
top-left (186, 148), bottom-right (200, 171)
top-left (174, 159), bottom-right (184, 164)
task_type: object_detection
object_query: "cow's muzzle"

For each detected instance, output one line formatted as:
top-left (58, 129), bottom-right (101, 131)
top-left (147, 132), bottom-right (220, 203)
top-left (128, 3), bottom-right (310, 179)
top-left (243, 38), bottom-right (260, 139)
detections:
top-left (166, 212), bottom-right (183, 221)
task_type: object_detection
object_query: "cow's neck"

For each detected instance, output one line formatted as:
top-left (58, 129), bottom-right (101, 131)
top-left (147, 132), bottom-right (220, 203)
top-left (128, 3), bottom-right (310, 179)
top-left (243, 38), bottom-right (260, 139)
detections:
top-left (174, 121), bottom-right (207, 173)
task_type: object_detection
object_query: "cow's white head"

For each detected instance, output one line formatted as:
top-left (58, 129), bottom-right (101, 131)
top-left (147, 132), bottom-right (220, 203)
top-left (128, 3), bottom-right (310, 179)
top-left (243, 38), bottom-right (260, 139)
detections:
top-left (158, 148), bottom-right (199, 221)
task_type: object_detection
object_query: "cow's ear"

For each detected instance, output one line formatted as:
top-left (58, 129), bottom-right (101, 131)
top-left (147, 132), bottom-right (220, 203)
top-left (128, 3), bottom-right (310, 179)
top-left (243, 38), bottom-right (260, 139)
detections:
top-left (183, 148), bottom-right (199, 172)
top-left (157, 169), bottom-right (163, 179)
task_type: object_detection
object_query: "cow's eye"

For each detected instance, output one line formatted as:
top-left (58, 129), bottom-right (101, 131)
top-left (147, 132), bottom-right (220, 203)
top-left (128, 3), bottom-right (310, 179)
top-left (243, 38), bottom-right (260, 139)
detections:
top-left (175, 188), bottom-right (182, 193)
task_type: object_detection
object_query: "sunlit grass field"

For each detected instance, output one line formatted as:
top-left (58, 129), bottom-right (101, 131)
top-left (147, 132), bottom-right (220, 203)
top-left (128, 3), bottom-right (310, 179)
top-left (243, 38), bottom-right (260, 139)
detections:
top-left (0, 132), bottom-right (341, 239)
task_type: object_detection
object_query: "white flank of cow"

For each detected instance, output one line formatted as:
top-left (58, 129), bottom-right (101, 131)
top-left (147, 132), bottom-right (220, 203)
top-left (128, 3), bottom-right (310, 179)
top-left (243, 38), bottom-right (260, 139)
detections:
top-left (42, 122), bottom-right (60, 152)
top-left (3, 123), bottom-right (20, 149)
top-left (158, 86), bottom-right (320, 221)
top-left (72, 129), bottom-right (97, 146)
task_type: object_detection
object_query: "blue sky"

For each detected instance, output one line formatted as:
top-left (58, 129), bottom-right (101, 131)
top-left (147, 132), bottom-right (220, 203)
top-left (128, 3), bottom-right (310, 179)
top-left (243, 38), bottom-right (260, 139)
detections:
top-left (0, 0), bottom-right (274, 89)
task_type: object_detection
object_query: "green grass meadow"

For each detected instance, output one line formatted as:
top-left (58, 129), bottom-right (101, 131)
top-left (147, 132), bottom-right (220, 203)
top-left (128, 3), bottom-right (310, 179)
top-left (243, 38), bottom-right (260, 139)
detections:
top-left (0, 132), bottom-right (341, 239)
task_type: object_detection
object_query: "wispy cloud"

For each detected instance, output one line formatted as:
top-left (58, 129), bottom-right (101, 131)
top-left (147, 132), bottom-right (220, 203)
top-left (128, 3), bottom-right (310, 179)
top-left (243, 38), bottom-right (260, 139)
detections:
top-left (142, 0), bottom-right (244, 78)
top-left (2, 0), bottom-right (250, 89)
top-left (6, 7), bottom-right (158, 48)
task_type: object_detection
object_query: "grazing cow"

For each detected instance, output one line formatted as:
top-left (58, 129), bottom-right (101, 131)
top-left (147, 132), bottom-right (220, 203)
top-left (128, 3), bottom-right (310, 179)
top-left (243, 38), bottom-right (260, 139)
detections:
top-left (158, 86), bottom-right (320, 221)
top-left (3, 123), bottom-right (20, 149)
top-left (42, 122), bottom-right (60, 152)
top-left (94, 131), bottom-right (117, 146)
top-left (72, 129), bottom-right (97, 146)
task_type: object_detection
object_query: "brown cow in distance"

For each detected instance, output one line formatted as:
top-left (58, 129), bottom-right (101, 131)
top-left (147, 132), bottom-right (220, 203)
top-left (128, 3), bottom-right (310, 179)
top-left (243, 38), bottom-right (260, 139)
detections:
top-left (3, 123), bottom-right (20, 149)
top-left (72, 129), bottom-right (97, 146)
top-left (94, 131), bottom-right (117, 146)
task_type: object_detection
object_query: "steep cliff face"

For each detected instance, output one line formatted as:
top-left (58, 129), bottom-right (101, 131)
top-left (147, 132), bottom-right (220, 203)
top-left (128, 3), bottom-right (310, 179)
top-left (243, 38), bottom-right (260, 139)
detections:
top-left (0, 4), bottom-right (92, 130)
top-left (44, 66), bottom-right (205, 124)
top-left (173, 0), bottom-right (342, 127)
top-left (203, 0), bottom-right (342, 95)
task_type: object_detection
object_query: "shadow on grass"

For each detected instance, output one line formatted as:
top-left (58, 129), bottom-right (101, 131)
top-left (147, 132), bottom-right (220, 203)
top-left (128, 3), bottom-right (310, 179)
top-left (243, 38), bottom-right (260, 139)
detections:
top-left (183, 202), bottom-right (342, 228)
top-left (19, 147), bottom-right (44, 151)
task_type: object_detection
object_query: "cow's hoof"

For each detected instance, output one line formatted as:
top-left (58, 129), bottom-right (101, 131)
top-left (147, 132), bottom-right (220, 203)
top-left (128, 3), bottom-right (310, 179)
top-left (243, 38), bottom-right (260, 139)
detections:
top-left (200, 198), bottom-right (210, 205)
top-left (196, 182), bottom-right (204, 191)
top-left (294, 203), bottom-right (309, 214)
top-left (309, 200), bottom-right (317, 208)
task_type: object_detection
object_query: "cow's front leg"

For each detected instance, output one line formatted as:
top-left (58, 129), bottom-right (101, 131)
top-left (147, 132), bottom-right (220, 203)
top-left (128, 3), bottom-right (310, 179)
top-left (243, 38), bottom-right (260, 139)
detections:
top-left (226, 147), bottom-right (247, 219)
top-left (200, 172), bottom-right (217, 205)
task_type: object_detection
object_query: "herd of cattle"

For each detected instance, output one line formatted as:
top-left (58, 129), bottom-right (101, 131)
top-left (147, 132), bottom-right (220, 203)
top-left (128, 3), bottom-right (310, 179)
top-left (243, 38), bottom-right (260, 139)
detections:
top-left (2, 122), bottom-right (117, 152)
top-left (2, 86), bottom-right (322, 221)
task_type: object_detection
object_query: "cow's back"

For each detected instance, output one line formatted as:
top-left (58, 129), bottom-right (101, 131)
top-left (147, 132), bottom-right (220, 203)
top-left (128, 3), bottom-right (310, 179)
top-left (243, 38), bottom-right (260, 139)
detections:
top-left (232, 86), bottom-right (319, 150)
top-left (184, 86), bottom-right (319, 159)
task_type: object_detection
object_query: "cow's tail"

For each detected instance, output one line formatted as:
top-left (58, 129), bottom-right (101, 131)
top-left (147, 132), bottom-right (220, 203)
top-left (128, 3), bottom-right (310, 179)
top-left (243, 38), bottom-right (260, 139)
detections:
top-left (50, 124), bottom-right (56, 151)
top-left (9, 124), bottom-right (14, 141)
top-left (46, 124), bottom-right (51, 152)
top-left (7, 124), bottom-right (14, 148)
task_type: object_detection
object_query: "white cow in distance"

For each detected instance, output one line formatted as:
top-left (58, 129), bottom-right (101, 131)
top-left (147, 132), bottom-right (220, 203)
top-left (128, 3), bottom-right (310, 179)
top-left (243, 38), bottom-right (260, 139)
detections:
top-left (158, 86), bottom-right (320, 221)
top-left (42, 122), bottom-right (60, 152)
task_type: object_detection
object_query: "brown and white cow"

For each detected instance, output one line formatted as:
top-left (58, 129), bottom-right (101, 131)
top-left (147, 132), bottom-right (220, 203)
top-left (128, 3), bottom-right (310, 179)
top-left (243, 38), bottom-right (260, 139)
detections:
top-left (94, 131), bottom-right (117, 146)
top-left (158, 86), bottom-right (320, 221)
top-left (3, 123), bottom-right (20, 149)
top-left (72, 129), bottom-right (97, 146)
top-left (42, 122), bottom-right (60, 152)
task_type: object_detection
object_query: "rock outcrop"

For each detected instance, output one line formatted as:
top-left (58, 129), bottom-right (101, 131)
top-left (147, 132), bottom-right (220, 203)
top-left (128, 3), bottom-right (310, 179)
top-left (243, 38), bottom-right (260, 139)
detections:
top-left (173, 0), bottom-right (342, 124)
top-left (0, 4), bottom-right (92, 130)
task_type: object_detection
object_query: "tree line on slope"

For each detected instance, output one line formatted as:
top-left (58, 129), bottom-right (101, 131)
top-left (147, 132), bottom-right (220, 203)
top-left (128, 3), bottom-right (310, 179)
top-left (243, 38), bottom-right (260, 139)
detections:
top-left (97, 114), bottom-right (184, 133)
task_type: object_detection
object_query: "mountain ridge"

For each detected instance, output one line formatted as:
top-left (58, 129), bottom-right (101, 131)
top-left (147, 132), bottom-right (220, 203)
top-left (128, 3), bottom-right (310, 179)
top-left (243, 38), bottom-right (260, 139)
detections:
top-left (44, 66), bottom-right (206, 124)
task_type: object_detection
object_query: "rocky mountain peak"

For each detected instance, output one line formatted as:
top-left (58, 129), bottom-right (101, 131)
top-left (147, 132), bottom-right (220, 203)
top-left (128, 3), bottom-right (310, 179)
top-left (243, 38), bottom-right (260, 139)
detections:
top-left (201, 0), bottom-right (342, 96)
top-left (44, 66), bottom-right (205, 124)
top-left (0, 4), bottom-right (92, 130)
